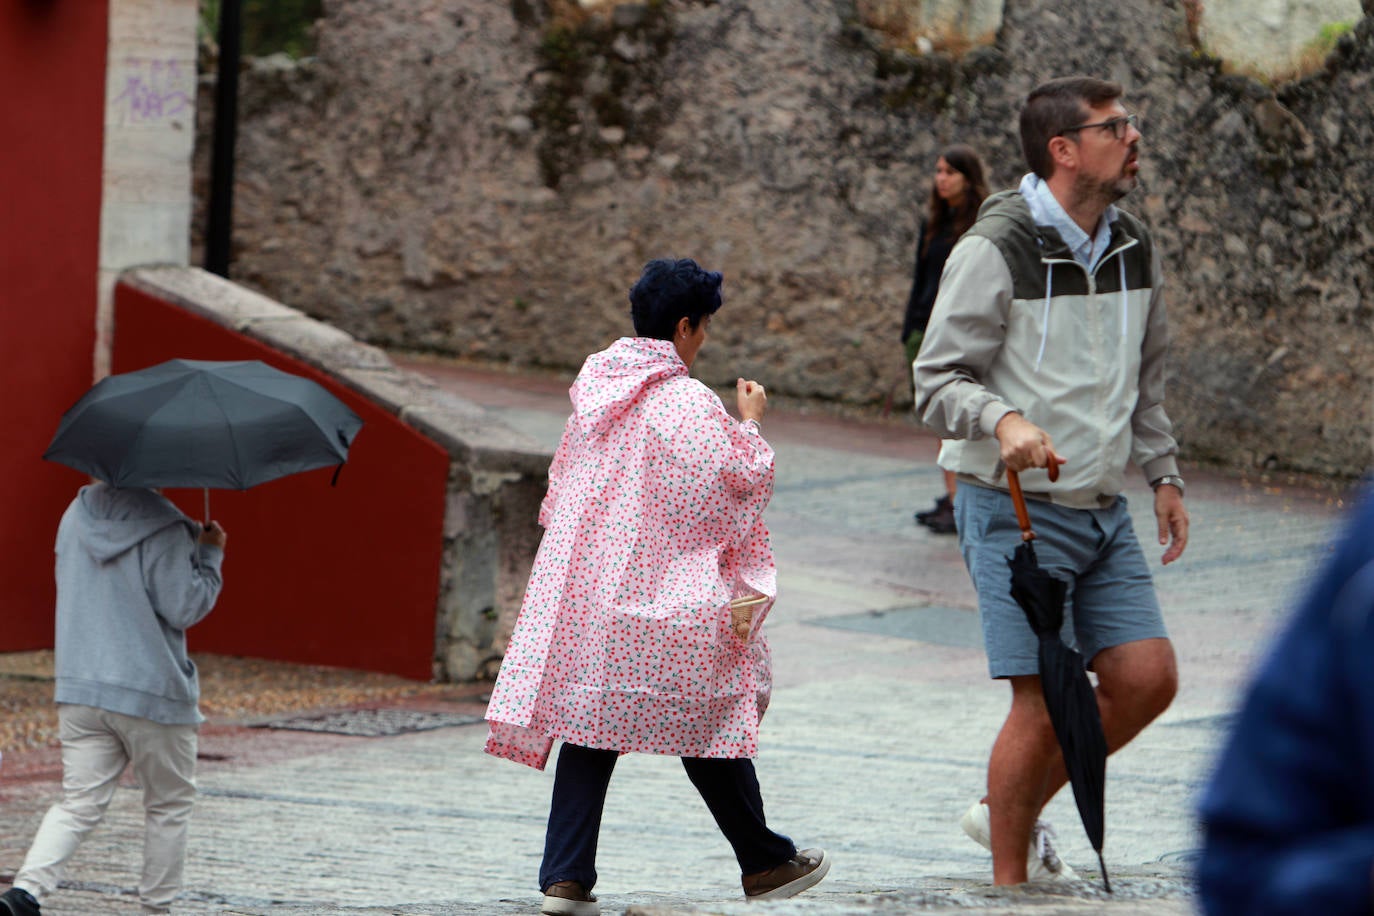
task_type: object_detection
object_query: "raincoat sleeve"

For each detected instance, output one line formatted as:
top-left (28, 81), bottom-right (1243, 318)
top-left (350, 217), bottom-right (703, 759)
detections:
top-left (724, 415), bottom-right (778, 594)
top-left (913, 235), bottom-right (1020, 441)
top-left (719, 416), bottom-right (775, 499)
top-left (695, 391), bottom-right (778, 628)
top-left (141, 523), bottom-right (223, 630)
top-left (1197, 494), bottom-right (1374, 915)
top-left (656, 380), bottom-right (773, 501)
top-left (656, 382), bottom-right (776, 597)
top-left (1130, 248), bottom-right (1180, 482)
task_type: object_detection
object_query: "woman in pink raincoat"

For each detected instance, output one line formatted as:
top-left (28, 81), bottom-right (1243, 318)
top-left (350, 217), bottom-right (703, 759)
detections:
top-left (485, 258), bottom-right (829, 916)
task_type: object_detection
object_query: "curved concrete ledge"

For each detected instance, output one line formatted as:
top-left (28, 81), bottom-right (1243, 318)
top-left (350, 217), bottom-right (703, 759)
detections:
top-left (119, 266), bottom-right (551, 682)
top-left (121, 267), bottom-right (550, 476)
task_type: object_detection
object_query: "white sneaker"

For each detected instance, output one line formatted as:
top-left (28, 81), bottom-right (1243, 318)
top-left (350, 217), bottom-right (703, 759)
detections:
top-left (959, 801), bottom-right (1078, 882)
top-left (541, 881), bottom-right (599, 916)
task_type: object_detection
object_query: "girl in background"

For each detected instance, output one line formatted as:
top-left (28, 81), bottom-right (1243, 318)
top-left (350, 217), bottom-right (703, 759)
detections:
top-left (901, 144), bottom-right (989, 535)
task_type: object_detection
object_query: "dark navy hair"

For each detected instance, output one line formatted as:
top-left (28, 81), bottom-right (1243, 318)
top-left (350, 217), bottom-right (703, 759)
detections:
top-left (629, 258), bottom-right (724, 341)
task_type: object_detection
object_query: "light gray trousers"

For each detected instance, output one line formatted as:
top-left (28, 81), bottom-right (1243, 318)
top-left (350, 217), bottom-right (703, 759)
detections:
top-left (15, 704), bottom-right (198, 912)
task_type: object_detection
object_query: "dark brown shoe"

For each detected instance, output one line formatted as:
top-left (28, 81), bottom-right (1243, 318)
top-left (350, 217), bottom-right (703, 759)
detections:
top-left (742, 847), bottom-right (830, 901)
top-left (915, 494), bottom-right (952, 524)
top-left (540, 880), bottom-right (598, 916)
top-left (925, 506), bottom-right (957, 535)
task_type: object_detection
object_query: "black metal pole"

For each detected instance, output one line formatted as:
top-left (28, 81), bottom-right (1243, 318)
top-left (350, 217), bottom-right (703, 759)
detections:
top-left (204, 0), bottom-right (243, 277)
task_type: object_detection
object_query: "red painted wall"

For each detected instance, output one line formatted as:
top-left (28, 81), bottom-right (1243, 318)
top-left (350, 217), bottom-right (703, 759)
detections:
top-left (113, 282), bottom-right (450, 680)
top-left (0, 2), bottom-right (109, 649)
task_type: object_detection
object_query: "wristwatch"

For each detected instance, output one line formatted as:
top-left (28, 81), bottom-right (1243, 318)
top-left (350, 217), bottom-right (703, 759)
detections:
top-left (1151, 474), bottom-right (1186, 497)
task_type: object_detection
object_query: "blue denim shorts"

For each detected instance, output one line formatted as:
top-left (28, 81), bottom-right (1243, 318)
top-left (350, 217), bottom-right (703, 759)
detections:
top-left (954, 483), bottom-right (1168, 679)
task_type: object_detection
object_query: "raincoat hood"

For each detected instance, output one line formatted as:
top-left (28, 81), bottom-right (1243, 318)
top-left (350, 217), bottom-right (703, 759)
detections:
top-left (570, 337), bottom-right (686, 437)
top-left (72, 483), bottom-right (195, 564)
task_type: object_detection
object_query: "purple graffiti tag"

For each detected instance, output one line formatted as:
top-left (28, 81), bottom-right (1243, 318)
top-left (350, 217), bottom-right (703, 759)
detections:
top-left (110, 58), bottom-right (193, 124)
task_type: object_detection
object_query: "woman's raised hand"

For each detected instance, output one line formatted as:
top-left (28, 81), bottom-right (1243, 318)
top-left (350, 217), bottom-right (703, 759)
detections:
top-left (737, 378), bottom-right (767, 423)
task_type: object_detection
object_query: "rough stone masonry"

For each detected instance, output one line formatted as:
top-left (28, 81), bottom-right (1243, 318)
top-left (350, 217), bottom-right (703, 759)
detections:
top-left (199, 0), bottom-right (1374, 479)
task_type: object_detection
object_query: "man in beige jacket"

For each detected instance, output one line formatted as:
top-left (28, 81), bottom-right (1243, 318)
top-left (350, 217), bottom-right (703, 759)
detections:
top-left (914, 76), bottom-right (1189, 886)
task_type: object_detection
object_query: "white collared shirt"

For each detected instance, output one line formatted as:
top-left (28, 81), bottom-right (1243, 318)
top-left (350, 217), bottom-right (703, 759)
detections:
top-left (1018, 173), bottom-right (1119, 272)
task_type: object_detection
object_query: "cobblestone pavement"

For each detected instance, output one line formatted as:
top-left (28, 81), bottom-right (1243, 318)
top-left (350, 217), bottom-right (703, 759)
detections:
top-left (1, 357), bottom-right (1355, 915)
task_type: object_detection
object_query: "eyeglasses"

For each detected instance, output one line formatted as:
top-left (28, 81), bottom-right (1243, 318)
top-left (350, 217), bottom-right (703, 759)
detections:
top-left (1058, 113), bottom-right (1138, 141)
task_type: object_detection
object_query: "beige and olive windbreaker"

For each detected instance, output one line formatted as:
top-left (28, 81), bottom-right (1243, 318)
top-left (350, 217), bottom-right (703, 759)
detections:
top-left (912, 188), bottom-right (1180, 509)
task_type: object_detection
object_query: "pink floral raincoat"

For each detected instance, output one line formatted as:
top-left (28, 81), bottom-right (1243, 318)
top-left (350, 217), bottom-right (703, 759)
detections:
top-left (484, 337), bottom-right (777, 770)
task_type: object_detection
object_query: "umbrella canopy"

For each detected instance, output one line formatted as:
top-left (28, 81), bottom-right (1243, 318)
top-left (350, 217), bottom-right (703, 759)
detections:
top-left (1005, 467), bottom-right (1112, 893)
top-left (44, 359), bottom-right (363, 490)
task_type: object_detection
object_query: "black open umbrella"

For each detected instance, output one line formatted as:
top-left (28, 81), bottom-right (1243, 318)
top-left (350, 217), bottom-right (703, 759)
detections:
top-left (44, 359), bottom-right (363, 520)
top-left (1005, 466), bottom-right (1112, 892)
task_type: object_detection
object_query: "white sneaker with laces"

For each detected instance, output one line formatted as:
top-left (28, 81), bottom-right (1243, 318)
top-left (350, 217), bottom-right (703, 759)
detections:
top-left (959, 801), bottom-right (1078, 882)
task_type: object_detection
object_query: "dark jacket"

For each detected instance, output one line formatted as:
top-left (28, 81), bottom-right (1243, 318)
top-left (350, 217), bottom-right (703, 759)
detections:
top-left (1197, 488), bottom-right (1374, 915)
top-left (900, 219), bottom-right (958, 343)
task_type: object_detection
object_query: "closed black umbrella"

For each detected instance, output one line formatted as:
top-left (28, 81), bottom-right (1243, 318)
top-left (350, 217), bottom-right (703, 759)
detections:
top-left (1005, 467), bottom-right (1112, 893)
top-left (44, 359), bottom-right (363, 518)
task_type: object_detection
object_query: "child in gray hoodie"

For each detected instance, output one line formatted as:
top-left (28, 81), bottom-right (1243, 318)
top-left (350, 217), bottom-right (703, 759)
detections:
top-left (1, 483), bottom-right (226, 915)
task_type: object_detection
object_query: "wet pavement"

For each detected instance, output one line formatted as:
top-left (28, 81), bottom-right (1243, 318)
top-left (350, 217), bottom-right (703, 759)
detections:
top-left (1, 356), bottom-right (1355, 915)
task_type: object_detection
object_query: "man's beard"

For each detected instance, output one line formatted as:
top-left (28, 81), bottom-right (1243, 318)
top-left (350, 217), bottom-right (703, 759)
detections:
top-left (1074, 167), bottom-right (1136, 208)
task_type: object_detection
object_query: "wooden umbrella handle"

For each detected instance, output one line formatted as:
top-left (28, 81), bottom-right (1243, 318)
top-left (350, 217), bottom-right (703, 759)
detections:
top-left (1006, 469), bottom-right (1035, 541)
top-left (1006, 461), bottom-right (1059, 542)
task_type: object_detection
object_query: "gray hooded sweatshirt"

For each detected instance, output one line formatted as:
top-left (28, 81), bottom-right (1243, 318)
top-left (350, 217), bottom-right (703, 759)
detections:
top-left (53, 483), bottom-right (224, 725)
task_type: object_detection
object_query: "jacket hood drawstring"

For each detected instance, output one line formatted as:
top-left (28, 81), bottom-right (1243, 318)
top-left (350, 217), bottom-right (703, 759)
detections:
top-left (1034, 248), bottom-right (1132, 372)
top-left (1020, 173), bottom-right (1133, 372)
top-left (1037, 262), bottom-right (1053, 371)
top-left (1118, 254), bottom-right (1129, 340)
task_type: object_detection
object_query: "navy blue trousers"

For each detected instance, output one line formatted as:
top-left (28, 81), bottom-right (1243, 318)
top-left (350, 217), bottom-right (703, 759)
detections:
top-left (539, 743), bottom-right (796, 892)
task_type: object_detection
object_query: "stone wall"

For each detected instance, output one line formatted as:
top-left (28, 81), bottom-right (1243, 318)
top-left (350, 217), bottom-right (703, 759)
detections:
top-left (208, 0), bottom-right (1374, 478)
